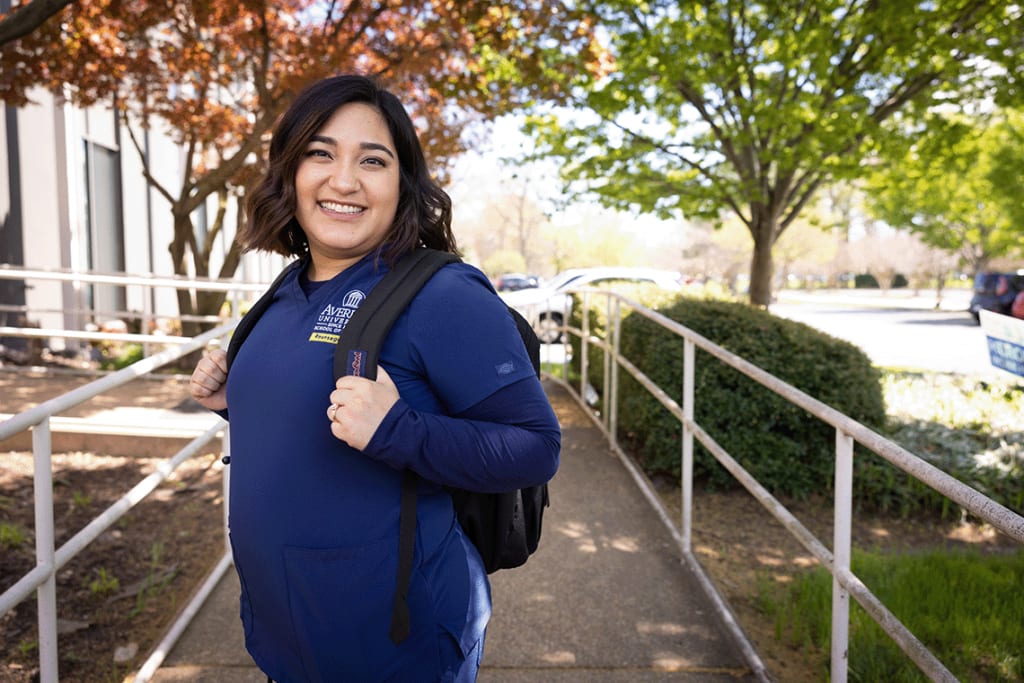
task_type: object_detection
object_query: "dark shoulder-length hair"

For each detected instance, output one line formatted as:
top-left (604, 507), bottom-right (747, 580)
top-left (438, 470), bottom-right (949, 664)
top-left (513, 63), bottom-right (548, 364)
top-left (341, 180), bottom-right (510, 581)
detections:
top-left (240, 74), bottom-right (457, 263)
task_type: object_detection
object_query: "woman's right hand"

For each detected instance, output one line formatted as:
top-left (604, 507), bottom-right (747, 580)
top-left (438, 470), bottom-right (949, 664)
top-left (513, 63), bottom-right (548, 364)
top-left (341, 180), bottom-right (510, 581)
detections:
top-left (189, 348), bottom-right (229, 411)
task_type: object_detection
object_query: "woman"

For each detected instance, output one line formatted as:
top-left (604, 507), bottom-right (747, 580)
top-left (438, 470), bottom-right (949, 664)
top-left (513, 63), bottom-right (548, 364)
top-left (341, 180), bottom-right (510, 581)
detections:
top-left (189, 74), bottom-right (561, 682)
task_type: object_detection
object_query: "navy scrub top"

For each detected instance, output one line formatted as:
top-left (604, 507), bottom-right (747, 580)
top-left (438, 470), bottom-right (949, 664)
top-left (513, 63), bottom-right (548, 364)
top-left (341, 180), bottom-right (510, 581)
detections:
top-left (225, 254), bottom-right (545, 682)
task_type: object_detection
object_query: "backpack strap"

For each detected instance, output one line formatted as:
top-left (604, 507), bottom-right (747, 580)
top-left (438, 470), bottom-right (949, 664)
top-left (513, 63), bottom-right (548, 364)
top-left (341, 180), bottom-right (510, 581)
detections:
top-left (389, 469), bottom-right (419, 643)
top-left (330, 248), bottom-right (459, 644)
top-left (333, 248), bottom-right (459, 381)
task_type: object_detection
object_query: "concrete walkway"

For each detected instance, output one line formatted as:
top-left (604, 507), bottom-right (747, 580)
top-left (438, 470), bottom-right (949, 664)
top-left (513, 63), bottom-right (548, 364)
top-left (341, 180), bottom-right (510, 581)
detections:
top-left (148, 381), bottom-right (762, 682)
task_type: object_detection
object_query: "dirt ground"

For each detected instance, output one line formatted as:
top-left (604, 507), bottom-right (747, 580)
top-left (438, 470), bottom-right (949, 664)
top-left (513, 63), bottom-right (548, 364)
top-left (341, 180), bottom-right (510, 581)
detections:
top-left (1, 368), bottom-right (1019, 682)
top-left (1, 369), bottom-right (225, 683)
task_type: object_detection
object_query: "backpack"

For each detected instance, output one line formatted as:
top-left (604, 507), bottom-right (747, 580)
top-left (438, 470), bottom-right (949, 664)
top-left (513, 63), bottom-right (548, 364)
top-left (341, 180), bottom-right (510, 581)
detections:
top-left (225, 248), bottom-right (550, 644)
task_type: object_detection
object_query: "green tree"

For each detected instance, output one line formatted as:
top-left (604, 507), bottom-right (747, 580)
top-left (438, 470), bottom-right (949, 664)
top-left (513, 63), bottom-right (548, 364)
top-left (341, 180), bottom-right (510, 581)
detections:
top-left (864, 110), bottom-right (1024, 276)
top-left (524, 0), bottom-right (1021, 306)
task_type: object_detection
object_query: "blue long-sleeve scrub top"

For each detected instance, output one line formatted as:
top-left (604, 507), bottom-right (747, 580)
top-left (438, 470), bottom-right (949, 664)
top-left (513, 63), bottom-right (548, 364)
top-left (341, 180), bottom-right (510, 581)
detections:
top-left (223, 254), bottom-right (561, 682)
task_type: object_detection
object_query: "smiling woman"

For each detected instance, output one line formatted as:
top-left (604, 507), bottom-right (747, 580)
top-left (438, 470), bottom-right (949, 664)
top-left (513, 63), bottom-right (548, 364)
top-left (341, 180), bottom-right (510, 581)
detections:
top-left (239, 75), bottom-right (455, 266)
top-left (186, 74), bottom-right (562, 683)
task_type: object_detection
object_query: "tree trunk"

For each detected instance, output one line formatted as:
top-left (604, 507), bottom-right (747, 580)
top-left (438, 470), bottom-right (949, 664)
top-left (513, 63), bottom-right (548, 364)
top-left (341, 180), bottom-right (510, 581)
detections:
top-left (168, 212), bottom-right (203, 338)
top-left (168, 208), bottom-right (244, 338)
top-left (197, 237), bottom-right (243, 320)
top-left (748, 224), bottom-right (775, 307)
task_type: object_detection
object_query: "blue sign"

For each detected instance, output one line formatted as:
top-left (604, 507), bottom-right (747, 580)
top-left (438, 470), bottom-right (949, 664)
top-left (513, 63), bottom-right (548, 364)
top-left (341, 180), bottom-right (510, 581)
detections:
top-left (980, 310), bottom-right (1024, 378)
top-left (985, 337), bottom-right (1024, 377)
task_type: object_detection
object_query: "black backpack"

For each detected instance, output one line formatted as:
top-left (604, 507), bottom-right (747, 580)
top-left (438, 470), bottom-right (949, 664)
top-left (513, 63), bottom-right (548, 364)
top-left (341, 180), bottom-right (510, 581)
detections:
top-left (225, 248), bottom-right (550, 644)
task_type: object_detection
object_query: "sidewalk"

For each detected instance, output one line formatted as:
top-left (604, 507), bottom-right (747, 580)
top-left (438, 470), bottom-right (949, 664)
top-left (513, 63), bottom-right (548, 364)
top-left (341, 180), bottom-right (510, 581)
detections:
top-left (775, 286), bottom-right (972, 312)
top-left (148, 380), bottom-right (763, 682)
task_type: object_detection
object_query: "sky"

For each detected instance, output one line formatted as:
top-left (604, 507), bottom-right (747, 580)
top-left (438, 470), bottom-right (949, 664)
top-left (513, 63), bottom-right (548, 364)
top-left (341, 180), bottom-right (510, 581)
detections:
top-left (448, 114), bottom-right (683, 249)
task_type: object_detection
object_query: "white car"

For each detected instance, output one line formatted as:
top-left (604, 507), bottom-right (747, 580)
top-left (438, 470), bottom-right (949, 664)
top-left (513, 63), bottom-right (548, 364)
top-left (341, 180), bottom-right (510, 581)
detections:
top-left (500, 267), bottom-right (684, 343)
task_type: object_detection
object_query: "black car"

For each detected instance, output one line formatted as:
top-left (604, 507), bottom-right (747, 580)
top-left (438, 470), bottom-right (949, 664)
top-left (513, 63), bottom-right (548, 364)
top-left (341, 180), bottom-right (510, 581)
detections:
top-left (969, 270), bottom-right (1024, 323)
top-left (495, 273), bottom-right (539, 292)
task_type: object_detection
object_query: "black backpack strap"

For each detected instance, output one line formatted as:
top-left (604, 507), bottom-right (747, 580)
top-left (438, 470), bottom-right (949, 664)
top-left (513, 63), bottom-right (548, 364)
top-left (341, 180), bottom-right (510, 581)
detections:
top-left (333, 248), bottom-right (459, 381)
top-left (388, 468), bottom-right (419, 643)
top-left (226, 257), bottom-right (306, 370)
top-left (331, 248), bottom-right (459, 644)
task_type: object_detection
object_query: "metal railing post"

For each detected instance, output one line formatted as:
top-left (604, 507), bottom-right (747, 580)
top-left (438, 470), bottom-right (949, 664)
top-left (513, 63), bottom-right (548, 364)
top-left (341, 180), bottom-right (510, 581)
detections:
top-left (603, 294), bottom-right (613, 431)
top-left (565, 296), bottom-right (573, 382)
top-left (33, 418), bottom-right (59, 683)
top-left (580, 292), bottom-right (590, 402)
top-left (832, 429), bottom-right (854, 682)
top-left (681, 340), bottom-right (695, 554)
top-left (609, 297), bottom-right (621, 446)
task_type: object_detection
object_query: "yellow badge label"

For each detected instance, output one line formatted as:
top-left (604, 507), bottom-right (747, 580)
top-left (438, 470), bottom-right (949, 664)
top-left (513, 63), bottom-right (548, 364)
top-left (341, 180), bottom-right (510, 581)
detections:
top-left (309, 332), bottom-right (340, 344)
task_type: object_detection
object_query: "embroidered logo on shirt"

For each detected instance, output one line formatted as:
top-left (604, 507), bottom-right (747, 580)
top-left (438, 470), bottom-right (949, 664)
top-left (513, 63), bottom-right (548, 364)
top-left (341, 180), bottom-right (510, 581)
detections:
top-left (309, 290), bottom-right (366, 343)
top-left (495, 360), bottom-right (516, 376)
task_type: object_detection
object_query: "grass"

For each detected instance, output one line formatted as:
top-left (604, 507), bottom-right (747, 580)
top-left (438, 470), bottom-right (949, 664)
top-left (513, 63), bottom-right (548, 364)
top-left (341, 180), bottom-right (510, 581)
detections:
top-left (130, 541), bottom-right (177, 617)
top-left (87, 567), bottom-right (120, 596)
top-left (0, 522), bottom-right (27, 549)
top-left (762, 549), bottom-right (1024, 682)
top-left (762, 369), bottom-right (1024, 682)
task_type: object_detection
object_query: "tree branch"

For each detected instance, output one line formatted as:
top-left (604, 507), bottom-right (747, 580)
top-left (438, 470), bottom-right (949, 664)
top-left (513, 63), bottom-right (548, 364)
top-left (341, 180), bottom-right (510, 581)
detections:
top-left (0, 0), bottom-right (75, 47)
top-left (120, 111), bottom-right (176, 206)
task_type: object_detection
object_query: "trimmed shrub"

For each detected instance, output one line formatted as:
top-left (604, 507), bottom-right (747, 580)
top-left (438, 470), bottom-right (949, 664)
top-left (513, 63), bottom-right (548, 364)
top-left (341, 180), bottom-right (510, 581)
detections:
top-left (99, 343), bottom-right (145, 371)
top-left (579, 297), bottom-right (886, 499)
top-left (567, 285), bottom-right (681, 409)
top-left (854, 273), bottom-right (880, 289)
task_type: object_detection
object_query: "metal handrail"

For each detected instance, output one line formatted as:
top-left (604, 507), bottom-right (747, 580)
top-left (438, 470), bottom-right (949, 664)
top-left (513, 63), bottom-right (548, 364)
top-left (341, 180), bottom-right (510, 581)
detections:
top-left (540, 286), bottom-right (1023, 683)
top-left (5, 283), bottom-right (1020, 682)
top-left (0, 302), bottom-right (223, 326)
top-left (0, 264), bottom-right (271, 359)
top-left (0, 322), bottom-right (236, 683)
top-left (0, 264), bottom-right (269, 293)
top-left (0, 326), bottom-right (192, 346)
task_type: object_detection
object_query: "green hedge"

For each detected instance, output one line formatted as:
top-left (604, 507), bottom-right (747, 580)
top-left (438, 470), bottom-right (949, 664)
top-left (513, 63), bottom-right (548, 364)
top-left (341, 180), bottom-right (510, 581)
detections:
top-left (572, 296), bottom-right (887, 499)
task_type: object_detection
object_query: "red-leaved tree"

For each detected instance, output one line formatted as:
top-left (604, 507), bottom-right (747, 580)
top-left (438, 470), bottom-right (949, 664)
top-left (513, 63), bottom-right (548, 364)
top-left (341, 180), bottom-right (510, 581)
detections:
top-left (0, 0), bottom-right (603, 333)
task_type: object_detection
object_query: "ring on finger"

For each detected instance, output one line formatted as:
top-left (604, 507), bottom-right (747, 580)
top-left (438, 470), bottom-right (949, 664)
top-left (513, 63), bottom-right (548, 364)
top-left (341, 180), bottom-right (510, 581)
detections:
top-left (328, 404), bottom-right (338, 420)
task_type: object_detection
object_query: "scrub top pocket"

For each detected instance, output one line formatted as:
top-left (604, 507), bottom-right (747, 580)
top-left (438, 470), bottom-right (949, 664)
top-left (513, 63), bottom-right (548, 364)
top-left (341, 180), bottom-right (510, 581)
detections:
top-left (283, 539), bottom-right (440, 682)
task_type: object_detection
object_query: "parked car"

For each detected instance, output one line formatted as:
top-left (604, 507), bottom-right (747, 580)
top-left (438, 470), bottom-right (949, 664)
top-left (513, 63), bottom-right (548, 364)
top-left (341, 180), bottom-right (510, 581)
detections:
top-left (494, 273), bottom-right (540, 292)
top-left (968, 270), bottom-right (1024, 323)
top-left (500, 266), bottom-right (684, 343)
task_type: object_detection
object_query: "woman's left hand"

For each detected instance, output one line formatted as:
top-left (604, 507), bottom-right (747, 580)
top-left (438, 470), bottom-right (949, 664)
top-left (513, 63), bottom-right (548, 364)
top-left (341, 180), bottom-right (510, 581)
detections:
top-left (326, 366), bottom-right (400, 450)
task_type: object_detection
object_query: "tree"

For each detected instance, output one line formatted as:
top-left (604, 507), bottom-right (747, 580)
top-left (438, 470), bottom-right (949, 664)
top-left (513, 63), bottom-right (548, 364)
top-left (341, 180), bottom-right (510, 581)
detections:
top-left (535, 206), bottom-right (643, 273)
top-left (773, 214), bottom-right (839, 289)
top-left (523, 0), bottom-right (1021, 306)
top-left (0, 0), bottom-right (602, 334)
top-left (864, 109), bottom-right (1024, 276)
top-left (457, 174), bottom-right (550, 273)
top-left (0, 0), bottom-right (74, 48)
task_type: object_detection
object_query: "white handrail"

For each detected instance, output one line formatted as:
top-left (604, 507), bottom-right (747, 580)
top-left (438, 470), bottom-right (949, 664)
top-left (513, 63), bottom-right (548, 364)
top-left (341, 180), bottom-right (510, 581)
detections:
top-left (0, 263), bottom-right (268, 293)
top-left (539, 286), bottom-right (1022, 683)
top-left (0, 323), bottom-right (233, 439)
top-left (0, 326), bottom-right (192, 345)
top-left (5, 282), bottom-right (1020, 683)
top-left (0, 264), bottom-right (269, 363)
top-left (0, 322), bottom-right (236, 683)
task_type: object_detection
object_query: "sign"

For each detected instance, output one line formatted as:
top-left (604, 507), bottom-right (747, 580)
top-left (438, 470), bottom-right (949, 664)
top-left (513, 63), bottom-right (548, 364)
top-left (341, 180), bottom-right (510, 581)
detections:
top-left (979, 309), bottom-right (1024, 378)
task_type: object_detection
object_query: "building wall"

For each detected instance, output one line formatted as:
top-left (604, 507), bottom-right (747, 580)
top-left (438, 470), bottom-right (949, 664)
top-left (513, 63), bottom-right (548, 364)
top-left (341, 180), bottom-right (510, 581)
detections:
top-left (1, 88), bottom-right (284, 350)
top-left (16, 89), bottom-right (66, 334)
